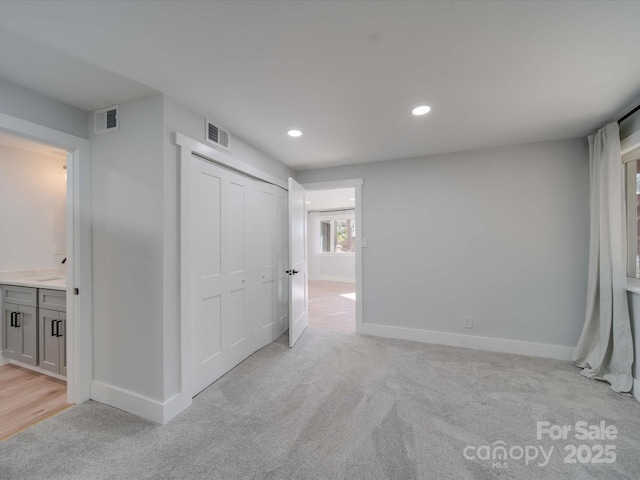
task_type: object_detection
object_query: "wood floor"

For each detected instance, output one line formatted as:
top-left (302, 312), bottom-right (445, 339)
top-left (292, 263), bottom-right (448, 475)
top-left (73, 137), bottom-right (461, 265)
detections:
top-left (0, 364), bottom-right (70, 441)
top-left (308, 280), bottom-right (356, 332)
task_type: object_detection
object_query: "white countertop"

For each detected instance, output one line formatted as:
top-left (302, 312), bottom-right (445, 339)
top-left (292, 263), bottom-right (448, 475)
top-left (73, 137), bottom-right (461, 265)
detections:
top-left (2, 276), bottom-right (67, 291)
top-left (0, 268), bottom-right (67, 291)
top-left (0, 267), bottom-right (67, 290)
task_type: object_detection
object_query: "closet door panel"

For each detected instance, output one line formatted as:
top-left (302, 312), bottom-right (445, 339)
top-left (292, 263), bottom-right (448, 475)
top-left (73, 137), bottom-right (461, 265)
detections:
top-left (225, 177), bottom-right (251, 369)
top-left (191, 157), bottom-right (225, 395)
top-left (253, 185), bottom-right (277, 348)
top-left (276, 189), bottom-right (289, 336)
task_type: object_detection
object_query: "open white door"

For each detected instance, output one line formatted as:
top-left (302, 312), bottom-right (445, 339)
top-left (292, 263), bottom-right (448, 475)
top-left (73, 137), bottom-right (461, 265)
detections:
top-left (288, 178), bottom-right (308, 347)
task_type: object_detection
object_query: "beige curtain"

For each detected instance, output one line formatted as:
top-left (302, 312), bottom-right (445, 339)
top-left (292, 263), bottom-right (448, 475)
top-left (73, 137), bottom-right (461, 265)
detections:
top-left (572, 122), bottom-right (633, 393)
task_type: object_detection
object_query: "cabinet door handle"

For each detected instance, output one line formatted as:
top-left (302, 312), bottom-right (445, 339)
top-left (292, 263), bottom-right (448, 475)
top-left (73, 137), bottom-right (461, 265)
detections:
top-left (14, 312), bottom-right (20, 328)
top-left (56, 320), bottom-right (63, 337)
top-left (10, 312), bottom-right (15, 327)
top-left (51, 319), bottom-right (57, 337)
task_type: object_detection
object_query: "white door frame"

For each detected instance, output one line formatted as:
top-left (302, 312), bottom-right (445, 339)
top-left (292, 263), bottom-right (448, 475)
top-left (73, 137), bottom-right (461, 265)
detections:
top-left (301, 179), bottom-right (364, 333)
top-left (0, 113), bottom-right (93, 404)
top-left (176, 132), bottom-right (287, 413)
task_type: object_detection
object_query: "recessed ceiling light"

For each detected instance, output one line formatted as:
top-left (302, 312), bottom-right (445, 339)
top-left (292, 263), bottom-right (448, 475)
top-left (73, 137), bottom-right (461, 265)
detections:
top-left (412, 105), bottom-right (431, 116)
top-left (350, 198), bottom-right (355, 201)
top-left (288, 129), bottom-right (302, 137)
top-left (306, 201), bottom-right (311, 204)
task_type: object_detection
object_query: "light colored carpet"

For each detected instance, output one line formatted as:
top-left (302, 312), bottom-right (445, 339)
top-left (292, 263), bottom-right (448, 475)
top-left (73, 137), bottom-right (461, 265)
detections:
top-left (1, 327), bottom-right (639, 479)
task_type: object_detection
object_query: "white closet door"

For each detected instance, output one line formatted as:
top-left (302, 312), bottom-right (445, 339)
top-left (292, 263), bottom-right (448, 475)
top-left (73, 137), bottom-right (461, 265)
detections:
top-left (190, 154), bottom-right (288, 396)
top-left (276, 189), bottom-right (289, 336)
top-left (252, 183), bottom-right (277, 349)
top-left (191, 156), bottom-right (226, 395)
top-left (224, 174), bottom-right (252, 370)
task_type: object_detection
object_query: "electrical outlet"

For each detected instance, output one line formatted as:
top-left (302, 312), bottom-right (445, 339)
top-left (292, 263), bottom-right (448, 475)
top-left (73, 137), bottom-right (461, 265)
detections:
top-left (52, 243), bottom-right (62, 255)
top-left (463, 316), bottom-right (473, 329)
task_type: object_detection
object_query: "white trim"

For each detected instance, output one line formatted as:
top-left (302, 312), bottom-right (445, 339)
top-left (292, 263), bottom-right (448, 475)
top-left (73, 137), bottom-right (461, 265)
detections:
top-left (302, 179), bottom-right (364, 334)
top-left (0, 112), bottom-right (92, 406)
top-left (360, 323), bottom-right (575, 361)
top-left (627, 277), bottom-right (640, 295)
top-left (179, 143), bottom-right (194, 420)
top-left (621, 130), bottom-right (640, 164)
top-left (627, 162), bottom-right (637, 277)
top-left (175, 132), bottom-right (287, 190)
top-left (303, 179), bottom-right (363, 189)
top-left (91, 381), bottom-right (186, 425)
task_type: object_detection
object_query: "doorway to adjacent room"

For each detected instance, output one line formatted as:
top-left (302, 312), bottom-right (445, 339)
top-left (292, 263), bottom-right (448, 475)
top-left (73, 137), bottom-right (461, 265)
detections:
top-left (305, 187), bottom-right (356, 333)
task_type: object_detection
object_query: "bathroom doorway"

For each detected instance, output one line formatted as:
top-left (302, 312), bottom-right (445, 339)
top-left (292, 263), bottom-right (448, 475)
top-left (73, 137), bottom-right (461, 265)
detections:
top-left (0, 116), bottom-right (91, 438)
top-left (0, 131), bottom-right (71, 438)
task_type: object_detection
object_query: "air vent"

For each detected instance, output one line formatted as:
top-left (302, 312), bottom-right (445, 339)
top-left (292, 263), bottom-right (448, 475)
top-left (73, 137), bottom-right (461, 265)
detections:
top-left (205, 118), bottom-right (230, 151)
top-left (94, 105), bottom-right (119, 135)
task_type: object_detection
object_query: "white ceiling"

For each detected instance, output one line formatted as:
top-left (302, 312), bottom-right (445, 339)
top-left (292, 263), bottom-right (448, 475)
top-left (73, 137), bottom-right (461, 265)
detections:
top-left (0, 131), bottom-right (67, 159)
top-left (306, 188), bottom-right (355, 212)
top-left (0, 1), bottom-right (639, 171)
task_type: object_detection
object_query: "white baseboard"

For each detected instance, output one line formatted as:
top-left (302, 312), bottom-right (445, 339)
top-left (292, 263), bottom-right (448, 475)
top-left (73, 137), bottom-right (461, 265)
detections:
top-left (91, 381), bottom-right (190, 425)
top-left (313, 275), bottom-right (356, 283)
top-left (360, 323), bottom-right (575, 361)
top-left (633, 378), bottom-right (640, 402)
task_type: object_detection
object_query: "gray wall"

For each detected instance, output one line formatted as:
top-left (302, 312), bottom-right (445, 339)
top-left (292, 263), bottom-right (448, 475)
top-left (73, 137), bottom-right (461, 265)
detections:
top-left (619, 93), bottom-right (640, 140)
top-left (296, 139), bottom-right (590, 349)
top-left (0, 76), bottom-right (87, 138)
top-left (620, 112), bottom-right (640, 140)
top-left (91, 94), bottom-right (166, 401)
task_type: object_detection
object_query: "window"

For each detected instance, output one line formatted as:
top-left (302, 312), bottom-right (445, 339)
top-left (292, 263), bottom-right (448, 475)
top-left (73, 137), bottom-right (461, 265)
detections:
top-left (627, 160), bottom-right (640, 278)
top-left (624, 130), bottom-right (640, 278)
top-left (320, 219), bottom-right (356, 253)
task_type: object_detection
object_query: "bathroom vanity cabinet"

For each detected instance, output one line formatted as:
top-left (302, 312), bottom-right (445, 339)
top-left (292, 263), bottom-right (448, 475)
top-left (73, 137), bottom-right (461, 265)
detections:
top-left (38, 289), bottom-right (67, 376)
top-left (2, 285), bottom-right (38, 366)
top-left (1, 285), bottom-right (67, 376)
